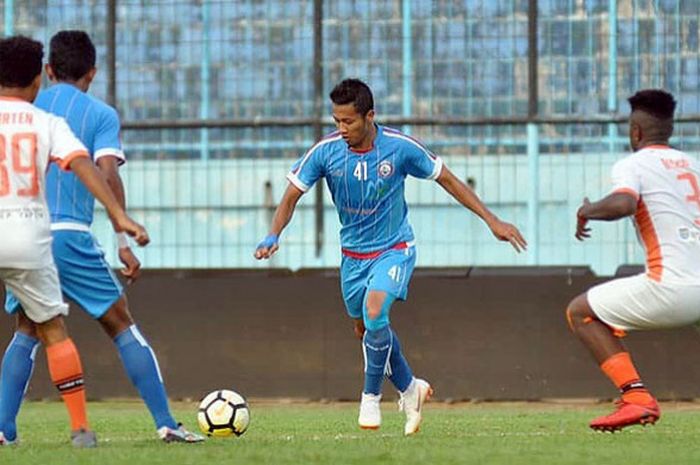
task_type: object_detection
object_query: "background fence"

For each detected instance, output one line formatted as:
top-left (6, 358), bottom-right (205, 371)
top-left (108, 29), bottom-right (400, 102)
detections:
top-left (2, 0), bottom-right (699, 274)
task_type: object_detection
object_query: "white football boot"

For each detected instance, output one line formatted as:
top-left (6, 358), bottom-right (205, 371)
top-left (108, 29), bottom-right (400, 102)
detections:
top-left (0, 432), bottom-right (17, 446)
top-left (158, 423), bottom-right (205, 443)
top-left (398, 378), bottom-right (433, 436)
top-left (358, 392), bottom-right (382, 430)
top-left (70, 428), bottom-right (97, 448)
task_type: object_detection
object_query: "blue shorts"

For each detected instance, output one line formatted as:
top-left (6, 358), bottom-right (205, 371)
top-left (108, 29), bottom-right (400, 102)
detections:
top-left (340, 245), bottom-right (416, 320)
top-left (5, 229), bottom-right (123, 319)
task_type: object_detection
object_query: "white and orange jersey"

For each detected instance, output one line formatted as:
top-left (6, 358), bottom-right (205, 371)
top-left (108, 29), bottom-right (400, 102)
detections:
top-left (0, 97), bottom-right (88, 269)
top-left (611, 145), bottom-right (700, 284)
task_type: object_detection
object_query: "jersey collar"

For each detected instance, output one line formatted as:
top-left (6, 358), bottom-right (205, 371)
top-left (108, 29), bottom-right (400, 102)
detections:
top-left (0, 96), bottom-right (27, 102)
top-left (643, 144), bottom-right (671, 150)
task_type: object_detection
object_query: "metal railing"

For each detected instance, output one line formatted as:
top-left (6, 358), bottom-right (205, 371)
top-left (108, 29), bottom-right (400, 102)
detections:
top-left (1, 0), bottom-right (698, 272)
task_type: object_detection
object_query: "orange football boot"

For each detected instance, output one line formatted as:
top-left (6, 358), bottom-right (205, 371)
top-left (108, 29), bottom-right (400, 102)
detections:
top-left (589, 399), bottom-right (660, 432)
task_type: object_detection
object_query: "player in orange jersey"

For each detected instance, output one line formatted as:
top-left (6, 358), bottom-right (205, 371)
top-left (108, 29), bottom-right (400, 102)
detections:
top-left (1, 30), bottom-right (204, 445)
top-left (0, 35), bottom-right (148, 447)
top-left (567, 89), bottom-right (700, 431)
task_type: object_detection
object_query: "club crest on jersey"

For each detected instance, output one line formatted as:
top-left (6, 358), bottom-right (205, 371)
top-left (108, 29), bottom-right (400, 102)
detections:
top-left (378, 160), bottom-right (394, 178)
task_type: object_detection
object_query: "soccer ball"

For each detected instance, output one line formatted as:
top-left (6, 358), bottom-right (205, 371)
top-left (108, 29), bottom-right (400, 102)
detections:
top-left (197, 389), bottom-right (250, 437)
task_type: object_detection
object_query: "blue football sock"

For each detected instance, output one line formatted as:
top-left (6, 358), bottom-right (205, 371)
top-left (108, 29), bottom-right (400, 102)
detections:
top-left (114, 326), bottom-right (177, 430)
top-left (362, 326), bottom-right (392, 395)
top-left (0, 332), bottom-right (39, 441)
top-left (387, 328), bottom-right (413, 392)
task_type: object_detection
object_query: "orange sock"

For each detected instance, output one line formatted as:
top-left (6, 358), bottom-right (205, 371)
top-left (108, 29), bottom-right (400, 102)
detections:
top-left (600, 352), bottom-right (655, 405)
top-left (46, 338), bottom-right (89, 431)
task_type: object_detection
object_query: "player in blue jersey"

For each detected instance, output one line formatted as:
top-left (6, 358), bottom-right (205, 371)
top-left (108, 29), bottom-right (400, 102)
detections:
top-left (0, 31), bottom-right (203, 443)
top-left (255, 79), bottom-right (527, 435)
top-left (0, 35), bottom-right (148, 448)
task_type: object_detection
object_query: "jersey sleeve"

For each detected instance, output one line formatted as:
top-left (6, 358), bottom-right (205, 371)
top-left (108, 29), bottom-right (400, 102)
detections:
top-left (610, 157), bottom-right (641, 200)
top-left (93, 106), bottom-right (125, 164)
top-left (286, 144), bottom-right (326, 192)
top-left (402, 137), bottom-right (443, 180)
top-left (48, 115), bottom-right (90, 171)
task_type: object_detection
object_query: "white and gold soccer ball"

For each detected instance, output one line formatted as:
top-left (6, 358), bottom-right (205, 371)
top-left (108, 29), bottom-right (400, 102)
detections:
top-left (197, 389), bottom-right (250, 437)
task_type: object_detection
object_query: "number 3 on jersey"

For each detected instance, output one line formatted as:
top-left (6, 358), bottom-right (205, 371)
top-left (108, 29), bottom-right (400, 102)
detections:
top-left (677, 171), bottom-right (700, 210)
top-left (0, 132), bottom-right (38, 197)
top-left (353, 161), bottom-right (368, 181)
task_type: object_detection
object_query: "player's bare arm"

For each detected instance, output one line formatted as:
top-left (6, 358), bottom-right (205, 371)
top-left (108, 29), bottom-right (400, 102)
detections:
top-left (436, 166), bottom-right (527, 252)
top-left (69, 156), bottom-right (149, 246)
top-left (254, 183), bottom-right (304, 259)
top-left (97, 156), bottom-right (126, 207)
top-left (575, 193), bottom-right (637, 241)
top-left (97, 155), bottom-right (142, 283)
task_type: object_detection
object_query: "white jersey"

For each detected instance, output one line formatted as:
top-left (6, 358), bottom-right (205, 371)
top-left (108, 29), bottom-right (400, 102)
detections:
top-left (610, 145), bottom-right (700, 284)
top-left (0, 97), bottom-right (88, 268)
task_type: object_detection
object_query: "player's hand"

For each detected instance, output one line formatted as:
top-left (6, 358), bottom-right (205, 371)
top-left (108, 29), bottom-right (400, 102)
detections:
top-left (575, 197), bottom-right (592, 241)
top-left (353, 318), bottom-right (365, 340)
top-left (118, 247), bottom-right (142, 285)
top-left (254, 234), bottom-right (279, 259)
top-left (488, 219), bottom-right (528, 252)
top-left (116, 215), bottom-right (150, 246)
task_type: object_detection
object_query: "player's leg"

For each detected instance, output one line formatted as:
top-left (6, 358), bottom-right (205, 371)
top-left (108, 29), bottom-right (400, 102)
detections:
top-left (566, 275), bottom-right (660, 431)
top-left (53, 231), bottom-right (202, 442)
top-left (35, 315), bottom-right (95, 443)
top-left (363, 289), bottom-right (431, 436)
top-left (2, 267), bottom-right (95, 447)
top-left (364, 248), bottom-right (431, 436)
top-left (0, 302), bottom-right (39, 445)
top-left (362, 249), bottom-right (415, 395)
top-left (362, 291), bottom-right (411, 394)
top-left (358, 290), bottom-right (393, 429)
top-left (340, 257), bottom-right (384, 429)
top-left (566, 293), bottom-right (626, 363)
top-left (101, 298), bottom-right (174, 429)
top-left (99, 297), bottom-right (202, 442)
top-left (99, 296), bottom-right (177, 430)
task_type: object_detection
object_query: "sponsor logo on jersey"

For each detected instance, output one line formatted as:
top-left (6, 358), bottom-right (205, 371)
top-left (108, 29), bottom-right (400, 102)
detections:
top-left (678, 226), bottom-right (700, 242)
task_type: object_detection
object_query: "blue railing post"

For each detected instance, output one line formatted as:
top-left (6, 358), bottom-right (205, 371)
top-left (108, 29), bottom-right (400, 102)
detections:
top-left (200, 0), bottom-right (211, 161)
top-left (607, 0), bottom-right (617, 154)
top-left (527, 0), bottom-right (539, 265)
top-left (527, 123), bottom-right (540, 265)
top-left (4, 0), bottom-right (14, 36)
top-left (402, 0), bottom-right (412, 135)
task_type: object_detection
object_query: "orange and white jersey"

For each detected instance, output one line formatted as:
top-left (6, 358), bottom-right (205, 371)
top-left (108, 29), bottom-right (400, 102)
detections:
top-left (0, 97), bottom-right (88, 269)
top-left (611, 145), bottom-right (700, 284)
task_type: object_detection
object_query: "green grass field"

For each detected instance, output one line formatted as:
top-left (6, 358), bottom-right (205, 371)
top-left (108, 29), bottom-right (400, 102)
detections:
top-left (4, 400), bottom-right (700, 464)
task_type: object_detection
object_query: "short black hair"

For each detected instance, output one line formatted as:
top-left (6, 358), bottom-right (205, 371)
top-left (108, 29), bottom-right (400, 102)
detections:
top-left (0, 36), bottom-right (43, 88)
top-left (49, 30), bottom-right (96, 81)
top-left (628, 89), bottom-right (676, 120)
top-left (329, 78), bottom-right (374, 116)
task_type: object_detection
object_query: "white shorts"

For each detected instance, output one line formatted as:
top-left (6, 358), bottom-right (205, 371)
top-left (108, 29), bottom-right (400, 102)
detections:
top-left (587, 273), bottom-right (700, 331)
top-left (0, 266), bottom-right (68, 324)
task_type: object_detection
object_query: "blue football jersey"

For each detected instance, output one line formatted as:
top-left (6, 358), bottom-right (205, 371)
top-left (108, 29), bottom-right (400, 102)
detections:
top-left (287, 125), bottom-right (443, 253)
top-left (35, 83), bottom-right (125, 226)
